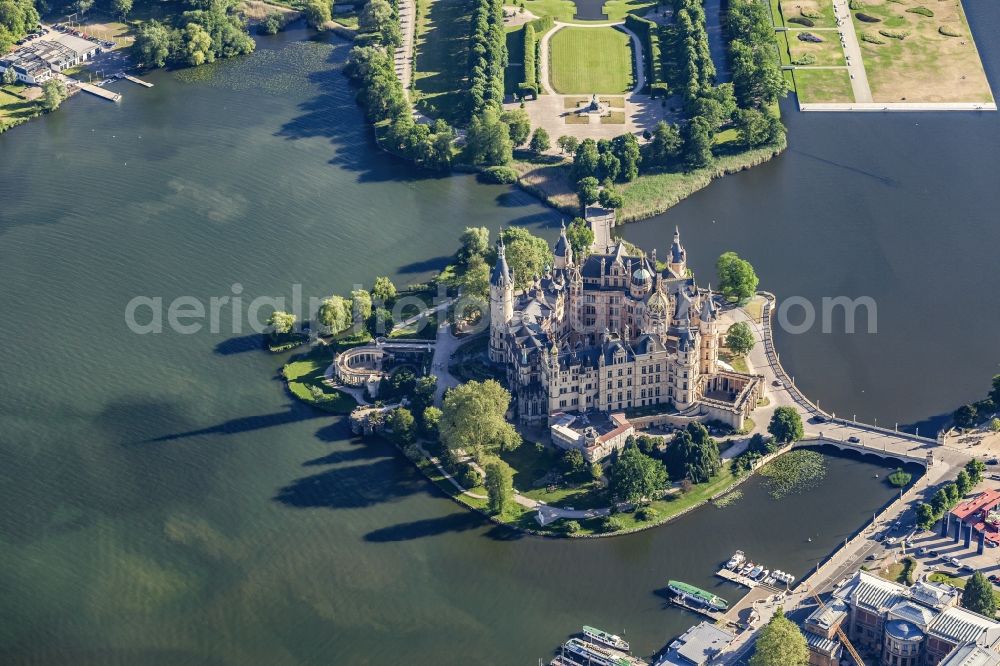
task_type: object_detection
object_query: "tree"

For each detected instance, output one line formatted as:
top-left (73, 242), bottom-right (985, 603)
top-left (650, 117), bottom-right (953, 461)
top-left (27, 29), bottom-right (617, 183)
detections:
top-left (440, 380), bottom-right (520, 454)
top-left (460, 254), bottom-right (491, 300)
top-left (484, 459), bottom-right (515, 516)
top-left (598, 186), bottom-right (623, 210)
top-left (768, 406), bottom-right (803, 444)
top-left (992, 418), bottom-right (1000, 433)
top-left (351, 288), bottom-right (373, 326)
top-left (750, 608), bottom-right (808, 666)
top-left (561, 449), bottom-right (587, 479)
top-left (726, 322), bottom-right (755, 357)
top-left (260, 12), bottom-right (283, 34)
top-left (466, 109), bottom-right (513, 166)
top-left (946, 482), bottom-right (960, 505)
top-left (612, 133), bottom-right (641, 181)
top-left (457, 226), bottom-right (490, 266)
top-left (572, 139), bottom-right (600, 181)
top-left (317, 295), bottom-right (352, 333)
top-left (501, 109), bottom-right (531, 146)
top-left (182, 23), bottom-right (214, 66)
top-left (962, 572), bottom-right (997, 618)
top-left (916, 502), bottom-right (936, 531)
top-left (500, 226), bottom-right (553, 290)
top-left (41, 79), bottom-right (67, 112)
top-left (644, 121), bottom-right (682, 168)
top-left (966, 459), bottom-right (985, 486)
top-left (682, 116), bottom-right (714, 170)
top-left (566, 217), bottom-right (594, 257)
top-left (662, 422), bottom-right (721, 483)
top-left (368, 307), bottom-right (394, 337)
top-left (3, 66), bottom-right (17, 86)
top-left (576, 176), bottom-right (600, 209)
top-left (387, 406), bottom-right (416, 446)
top-left (956, 469), bottom-right (971, 496)
top-left (410, 375), bottom-right (437, 416)
top-left (372, 276), bottom-right (397, 304)
top-left (734, 107), bottom-right (772, 148)
top-left (590, 461), bottom-right (603, 481)
top-left (112, 0), bottom-right (133, 18)
top-left (557, 135), bottom-right (579, 155)
top-left (422, 405), bottom-right (442, 438)
top-left (268, 311), bottom-right (296, 334)
top-left (888, 468), bottom-right (912, 488)
top-left (608, 445), bottom-right (668, 504)
top-left (954, 404), bottom-right (978, 429)
top-left (529, 127), bottom-right (550, 155)
top-left (429, 121), bottom-right (455, 170)
top-left (716, 251), bottom-right (760, 303)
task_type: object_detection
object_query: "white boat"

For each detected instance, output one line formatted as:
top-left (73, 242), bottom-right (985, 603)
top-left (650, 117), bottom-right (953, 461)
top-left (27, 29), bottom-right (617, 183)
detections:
top-left (583, 626), bottom-right (629, 652)
top-left (749, 565), bottom-right (763, 579)
top-left (758, 569), bottom-right (770, 581)
top-left (725, 550), bottom-right (746, 570)
top-left (740, 562), bottom-right (755, 576)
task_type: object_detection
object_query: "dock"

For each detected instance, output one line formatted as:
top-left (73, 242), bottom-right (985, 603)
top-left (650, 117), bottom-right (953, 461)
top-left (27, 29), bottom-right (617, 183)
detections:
top-left (716, 567), bottom-right (774, 590)
top-left (668, 594), bottom-right (725, 623)
top-left (123, 74), bottom-right (153, 88)
top-left (75, 81), bottom-right (121, 102)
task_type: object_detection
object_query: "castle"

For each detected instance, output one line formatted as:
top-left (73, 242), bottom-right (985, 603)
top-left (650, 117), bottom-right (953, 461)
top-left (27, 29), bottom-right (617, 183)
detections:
top-left (488, 222), bottom-right (763, 437)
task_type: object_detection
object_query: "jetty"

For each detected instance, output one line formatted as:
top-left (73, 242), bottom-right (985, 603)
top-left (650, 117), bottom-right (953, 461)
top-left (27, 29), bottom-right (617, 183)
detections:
top-left (76, 81), bottom-right (121, 102)
top-left (123, 73), bottom-right (153, 88)
top-left (667, 594), bottom-right (725, 622)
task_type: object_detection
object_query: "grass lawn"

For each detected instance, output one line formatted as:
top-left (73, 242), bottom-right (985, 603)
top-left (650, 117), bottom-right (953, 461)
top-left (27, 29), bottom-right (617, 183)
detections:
top-left (283, 351), bottom-right (357, 414)
top-left (793, 68), bottom-right (854, 103)
top-left (0, 85), bottom-right (44, 132)
top-left (549, 26), bottom-right (634, 94)
top-left (720, 351), bottom-right (750, 374)
top-left (780, 0), bottom-right (836, 28)
top-left (788, 33), bottom-right (845, 66)
top-left (413, 0), bottom-right (475, 124)
top-left (600, 110), bottom-right (626, 124)
top-left (519, 0), bottom-right (654, 22)
top-left (389, 310), bottom-right (438, 340)
top-left (851, 0), bottom-right (993, 103)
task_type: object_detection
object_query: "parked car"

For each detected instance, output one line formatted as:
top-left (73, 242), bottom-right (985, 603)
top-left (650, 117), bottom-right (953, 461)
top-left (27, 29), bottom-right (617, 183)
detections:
top-left (812, 415), bottom-right (828, 424)
top-left (865, 554), bottom-right (877, 561)
top-left (848, 436), bottom-right (861, 443)
top-left (772, 379), bottom-right (784, 387)
top-left (961, 564), bottom-right (976, 573)
top-left (918, 547), bottom-right (927, 555)
top-left (988, 459), bottom-right (999, 465)
top-left (989, 574), bottom-right (1000, 584)
top-left (948, 556), bottom-right (962, 567)
top-left (928, 550), bottom-right (939, 557)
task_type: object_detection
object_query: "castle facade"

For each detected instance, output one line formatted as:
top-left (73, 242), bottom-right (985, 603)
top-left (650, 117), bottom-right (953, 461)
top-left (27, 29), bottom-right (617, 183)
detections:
top-left (488, 224), bottom-right (762, 431)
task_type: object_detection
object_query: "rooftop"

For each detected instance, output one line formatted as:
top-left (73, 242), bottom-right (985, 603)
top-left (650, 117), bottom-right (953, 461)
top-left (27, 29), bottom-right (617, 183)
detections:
top-left (656, 622), bottom-right (734, 666)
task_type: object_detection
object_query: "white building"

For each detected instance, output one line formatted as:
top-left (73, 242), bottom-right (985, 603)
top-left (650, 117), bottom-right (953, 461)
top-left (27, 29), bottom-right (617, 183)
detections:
top-left (0, 33), bottom-right (101, 85)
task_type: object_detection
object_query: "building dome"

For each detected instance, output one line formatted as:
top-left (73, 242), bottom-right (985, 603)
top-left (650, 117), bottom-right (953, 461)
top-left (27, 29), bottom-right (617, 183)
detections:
top-left (885, 620), bottom-right (923, 642)
top-left (632, 267), bottom-right (652, 285)
top-left (646, 290), bottom-right (669, 316)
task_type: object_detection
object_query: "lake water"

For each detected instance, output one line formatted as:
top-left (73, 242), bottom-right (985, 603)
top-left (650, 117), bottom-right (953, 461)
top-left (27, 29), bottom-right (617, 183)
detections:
top-left (0, 9), bottom-right (997, 664)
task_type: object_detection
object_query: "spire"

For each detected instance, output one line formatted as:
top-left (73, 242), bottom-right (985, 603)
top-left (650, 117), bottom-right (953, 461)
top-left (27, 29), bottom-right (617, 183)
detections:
top-left (670, 226), bottom-right (685, 264)
top-left (554, 219), bottom-right (571, 258)
top-left (491, 239), bottom-right (512, 288)
top-left (700, 287), bottom-right (717, 322)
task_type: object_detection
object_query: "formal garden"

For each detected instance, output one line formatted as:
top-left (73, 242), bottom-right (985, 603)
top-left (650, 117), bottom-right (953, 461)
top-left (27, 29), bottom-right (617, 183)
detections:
top-left (548, 26), bottom-right (635, 94)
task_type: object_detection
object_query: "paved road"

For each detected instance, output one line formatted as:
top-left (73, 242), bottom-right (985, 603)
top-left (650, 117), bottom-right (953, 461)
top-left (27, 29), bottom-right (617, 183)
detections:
top-left (830, 0), bottom-right (873, 102)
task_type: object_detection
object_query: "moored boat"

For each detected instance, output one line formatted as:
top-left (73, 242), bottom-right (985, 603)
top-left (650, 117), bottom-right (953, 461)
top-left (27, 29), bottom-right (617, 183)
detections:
top-left (667, 580), bottom-right (730, 612)
top-left (583, 626), bottom-right (630, 652)
top-left (725, 550), bottom-right (746, 570)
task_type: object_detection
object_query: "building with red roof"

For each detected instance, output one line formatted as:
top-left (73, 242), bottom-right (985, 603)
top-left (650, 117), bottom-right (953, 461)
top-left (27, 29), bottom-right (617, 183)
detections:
top-left (947, 489), bottom-right (1000, 552)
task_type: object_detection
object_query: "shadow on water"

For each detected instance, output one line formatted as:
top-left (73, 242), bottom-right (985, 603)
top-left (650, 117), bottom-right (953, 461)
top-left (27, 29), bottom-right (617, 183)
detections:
top-left (143, 402), bottom-right (323, 443)
top-left (274, 455), bottom-right (429, 509)
top-left (364, 511), bottom-right (486, 541)
top-left (395, 255), bottom-right (454, 274)
top-left (213, 334), bottom-right (264, 355)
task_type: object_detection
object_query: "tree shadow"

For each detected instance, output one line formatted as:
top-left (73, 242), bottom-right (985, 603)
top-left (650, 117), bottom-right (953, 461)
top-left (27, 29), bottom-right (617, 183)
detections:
top-left (213, 333), bottom-right (264, 355)
top-left (143, 402), bottom-right (322, 443)
top-left (364, 511), bottom-right (486, 541)
top-left (274, 455), bottom-right (429, 510)
top-left (395, 255), bottom-right (454, 274)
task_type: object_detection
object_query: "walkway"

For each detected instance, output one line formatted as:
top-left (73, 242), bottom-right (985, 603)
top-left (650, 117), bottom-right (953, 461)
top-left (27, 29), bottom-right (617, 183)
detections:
top-left (395, 0), bottom-right (416, 91)
top-left (830, 0), bottom-right (872, 102)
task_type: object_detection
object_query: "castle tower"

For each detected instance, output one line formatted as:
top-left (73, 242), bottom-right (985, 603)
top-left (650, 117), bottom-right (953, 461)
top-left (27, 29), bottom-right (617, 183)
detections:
top-left (675, 314), bottom-right (700, 409)
top-left (489, 239), bottom-right (514, 363)
top-left (698, 286), bottom-right (719, 375)
top-left (668, 226), bottom-right (687, 278)
top-left (554, 220), bottom-right (573, 270)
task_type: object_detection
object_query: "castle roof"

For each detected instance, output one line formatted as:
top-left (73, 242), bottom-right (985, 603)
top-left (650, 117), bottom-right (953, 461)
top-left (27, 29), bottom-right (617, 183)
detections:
top-left (555, 221), bottom-right (571, 258)
top-left (700, 290), bottom-right (717, 322)
top-left (670, 226), bottom-right (685, 263)
top-left (491, 242), bottom-right (512, 287)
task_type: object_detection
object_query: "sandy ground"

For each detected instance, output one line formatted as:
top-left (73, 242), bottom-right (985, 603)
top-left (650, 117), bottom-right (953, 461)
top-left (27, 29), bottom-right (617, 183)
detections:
top-left (503, 6), bottom-right (539, 26)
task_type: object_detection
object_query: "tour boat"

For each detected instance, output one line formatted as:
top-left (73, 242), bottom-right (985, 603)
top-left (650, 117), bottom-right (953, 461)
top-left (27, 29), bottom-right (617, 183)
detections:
top-left (667, 580), bottom-right (730, 612)
top-left (583, 626), bottom-right (630, 652)
top-left (725, 550), bottom-right (746, 570)
top-left (559, 638), bottom-right (636, 666)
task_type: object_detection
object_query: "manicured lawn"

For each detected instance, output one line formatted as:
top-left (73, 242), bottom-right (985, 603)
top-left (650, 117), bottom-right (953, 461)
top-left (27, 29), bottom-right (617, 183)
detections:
top-left (413, 0), bottom-right (475, 123)
top-left (788, 33), bottom-right (846, 66)
top-left (793, 68), bottom-right (854, 103)
top-left (548, 26), bottom-right (634, 94)
top-left (520, 0), bottom-right (654, 22)
top-left (780, 0), bottom-right (836, 28)
top-left (0, 85), bottom-right (44, 132)
top-left (850, 0), bottom-right (993, 103)
top-left (283, 352), bottom-right (357, 414)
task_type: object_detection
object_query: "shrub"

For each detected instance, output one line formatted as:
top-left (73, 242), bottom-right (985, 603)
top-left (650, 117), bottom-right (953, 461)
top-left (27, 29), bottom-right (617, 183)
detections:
top-left (848, 0), bottom-right (864, 9)
top-left (791, 53), bottom-right (816, 65)
top-left (403, 443), bottom-right (422, 460)
top-left (478, 166), bottom-right (519, 184)
top-left (517, 82), bottom-right (537, 100)
top-left (800, 8), bottom-right (821, 18)
top-left (797, 32), bottom-right (824, 42)
top-left (635, 506), bottom-right (659, 521)
top-left (906, 6), bottom-right (933, 17)
top-left (650, 82), bottom-right (669, 98)
top-left (564, 519), bottom-right (581, 534)
top-left (459, 464), bottom-right (483, 488)
top-left (939, 25), bottom-right (962, 37)
top-left (860, 32), bottom-right (886, 44)
top-left (856, 12), bottom-right (881, 22)
top-left (601, 515), bottom-right (627, 532)
top-left (888, 468), bottom-right (912, 488)
top-left (879, 29), bottom-right (909, 39)
top-left (788, 16), bottom-right (815, 26)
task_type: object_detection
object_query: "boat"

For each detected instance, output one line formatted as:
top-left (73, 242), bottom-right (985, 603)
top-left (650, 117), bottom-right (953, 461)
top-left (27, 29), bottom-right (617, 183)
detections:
top-left (668, 580), bottom-right (730, 612)
top-left (758, 569), bottom-right (770, 581)
top-left (559, 638), bottom-right (640, 666)
top-left (739, 562), bottom-right (754, 576)
top-left (583, 626), bottom-right (630, 652)
top-left (725, 550), bottom-right (746, 570)
top-left (749, 565), bottom-right (763, 579)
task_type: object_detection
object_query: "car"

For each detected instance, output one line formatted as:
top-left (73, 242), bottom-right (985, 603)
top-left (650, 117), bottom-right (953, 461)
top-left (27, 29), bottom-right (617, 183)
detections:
top-left (772, 379), bottom-right (784, 387)
top-left (918, 547), bottom-right (927, 555)
top-left (989, 575), bottom-right (1000, 584)
top-left (948, 557), bottom-right (962, 567)
top-left (928, 550), bottom-right (939, 557)
top-left (961, 564), bottom-right (976, 573)
top-left (991, 474), bottom-right (1000, 481)
top-left (848, 436), bottom-right (861, 443)
top-left (812, 415), bottom-right (828, 424)
top-left (865, 554), bottom-right (877, 561)
top-left (885, 537), bottom-right (897, 545)
top-left (988, 459), bottom-right (999, 465)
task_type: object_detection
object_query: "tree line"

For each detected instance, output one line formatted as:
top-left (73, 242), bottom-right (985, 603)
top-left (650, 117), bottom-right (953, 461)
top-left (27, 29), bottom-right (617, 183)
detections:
top-left (915, 459), bottom-right (985, 530)
top-left (466, 0), bottom-right (506, 119)
top-left (0, 0), bottom-right (39, 53)
top-left (133, 0), bottom-right (254, 68)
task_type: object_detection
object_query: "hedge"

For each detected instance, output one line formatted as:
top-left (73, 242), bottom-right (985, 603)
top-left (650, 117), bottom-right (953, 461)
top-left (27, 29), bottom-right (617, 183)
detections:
top-left (518, 82), bottom-right (538, 99)
top-left (650, 81), bottom-right (669, 98)
top-left (478, 165), bottom-right (519, 183)
top-left (624, 14), bottom-right (663, 90)
top-left (523, 24), bottom-right (536, 87)
top-left (788, 16), bottom-right (814, 26)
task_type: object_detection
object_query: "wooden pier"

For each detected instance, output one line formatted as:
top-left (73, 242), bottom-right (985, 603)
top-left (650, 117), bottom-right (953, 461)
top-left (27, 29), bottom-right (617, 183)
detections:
top-left (76, 81), bottom-right (121, 102)
top-left (716, 567), bottom-right (788, 591)
top-left (123, 74), bottom-right (153, 88)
